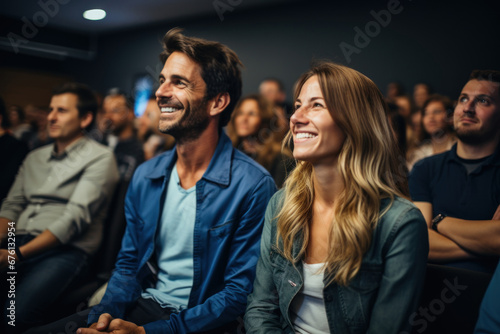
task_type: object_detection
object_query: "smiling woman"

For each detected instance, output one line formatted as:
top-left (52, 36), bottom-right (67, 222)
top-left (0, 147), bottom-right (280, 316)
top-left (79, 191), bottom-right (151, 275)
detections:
top-left (245, 61), bottom-right (429, 334)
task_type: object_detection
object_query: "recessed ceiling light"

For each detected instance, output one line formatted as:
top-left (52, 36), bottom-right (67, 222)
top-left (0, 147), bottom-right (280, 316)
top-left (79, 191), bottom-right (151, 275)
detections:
top-left (83, 9), bottom-right (106, 21)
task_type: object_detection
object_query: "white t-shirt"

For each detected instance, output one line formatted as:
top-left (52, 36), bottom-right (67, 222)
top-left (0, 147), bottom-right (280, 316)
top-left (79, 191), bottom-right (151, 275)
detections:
top-left (290, 262), bottom-right (330, 333)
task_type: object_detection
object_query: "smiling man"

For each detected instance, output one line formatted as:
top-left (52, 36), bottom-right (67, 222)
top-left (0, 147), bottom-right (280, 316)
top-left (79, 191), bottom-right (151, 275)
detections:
top-left (29, 28), bottom-right (276, 334)
top-left (0, 83), bottom-right (118, 333)
top-left (409, 70), bottom-right (500, 273)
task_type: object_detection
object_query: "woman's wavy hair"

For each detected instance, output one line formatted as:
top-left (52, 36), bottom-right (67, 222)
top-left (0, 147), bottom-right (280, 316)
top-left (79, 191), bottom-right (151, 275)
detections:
top-left (277, 62), bottom-right (409, 286)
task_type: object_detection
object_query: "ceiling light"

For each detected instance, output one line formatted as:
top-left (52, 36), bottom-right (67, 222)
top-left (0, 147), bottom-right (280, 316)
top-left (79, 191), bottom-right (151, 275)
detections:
top-left (83, 9), bottom-right (106, 21)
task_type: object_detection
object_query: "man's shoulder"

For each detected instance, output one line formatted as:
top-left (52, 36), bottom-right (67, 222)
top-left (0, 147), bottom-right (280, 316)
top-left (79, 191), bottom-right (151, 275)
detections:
top-left (411, 149), bottom-right (452, 174)
top-left (232, 149), bottom-right (271, 179)
top-left (133, 148), bottom-right (174, 177)
top-left (24, 142), bottom-right (53, 160)
top-left (81, 137), bottom-right (116, 160)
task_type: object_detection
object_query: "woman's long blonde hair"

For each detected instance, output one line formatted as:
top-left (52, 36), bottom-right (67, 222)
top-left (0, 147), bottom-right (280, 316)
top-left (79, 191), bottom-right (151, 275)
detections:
top-left (277, 62), bottom-right (409, 286)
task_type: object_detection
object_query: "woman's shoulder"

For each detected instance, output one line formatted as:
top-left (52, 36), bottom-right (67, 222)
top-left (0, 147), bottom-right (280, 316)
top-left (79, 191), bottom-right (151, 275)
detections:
top-left (378, 196), bottom-right (425, 231)
top-left (267, 188), bottom-right (286, 212)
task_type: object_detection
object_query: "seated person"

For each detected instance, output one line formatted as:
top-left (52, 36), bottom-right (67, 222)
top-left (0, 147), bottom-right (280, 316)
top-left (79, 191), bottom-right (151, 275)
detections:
top-left (407, 94), bottom-right (456, 171)
top-left (0, 83), bottom-right (118, 333)
top-left (410, 70), bottom-right (500, 273)
top-left (226, 94), bottom-right (294, 187)
top-left (0, 97), bottom-right (28, 201)
top-left (259, 78), bottom-right (292, 137)
top-left (245, 62), bottom-right (428, 333)
top-left (102, 88), bottom-right (145, 181)
top-left (136, 94), bottom-right (175, 160)
top-left (27, 28), bottom-right (276, 334)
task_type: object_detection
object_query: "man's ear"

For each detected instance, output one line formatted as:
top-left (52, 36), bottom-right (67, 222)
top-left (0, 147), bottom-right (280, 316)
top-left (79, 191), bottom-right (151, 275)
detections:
top-left (80, 112), bottom-right (94, 130)
top-left (208, 92), bottom-right (230, 117)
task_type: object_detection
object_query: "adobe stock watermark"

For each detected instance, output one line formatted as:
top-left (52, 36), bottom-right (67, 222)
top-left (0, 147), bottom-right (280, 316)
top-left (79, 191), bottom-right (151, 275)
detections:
top-left (7, 0), bottom-right (71, 53)
top-left (339, 0), bottom-right (408, 64)
top-left (400, 276), bottom-right (468, 334)
top-left (213, 0), bottom-right (243, 22)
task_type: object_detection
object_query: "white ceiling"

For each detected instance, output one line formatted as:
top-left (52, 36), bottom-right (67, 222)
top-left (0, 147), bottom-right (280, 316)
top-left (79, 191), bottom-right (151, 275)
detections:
top-left (0, 0), bottom-right (293, 34)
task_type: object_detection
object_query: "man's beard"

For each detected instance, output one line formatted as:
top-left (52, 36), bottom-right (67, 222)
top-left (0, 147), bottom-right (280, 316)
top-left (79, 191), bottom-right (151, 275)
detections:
top-left (158, 96), bottom-right (210, 143)
top-left (456, 126), bottom-right (496, 145)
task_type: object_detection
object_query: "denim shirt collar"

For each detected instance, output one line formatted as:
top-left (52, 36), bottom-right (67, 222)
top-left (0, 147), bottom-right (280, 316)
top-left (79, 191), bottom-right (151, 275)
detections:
top-left (145, 131), bottom-right (233, 187)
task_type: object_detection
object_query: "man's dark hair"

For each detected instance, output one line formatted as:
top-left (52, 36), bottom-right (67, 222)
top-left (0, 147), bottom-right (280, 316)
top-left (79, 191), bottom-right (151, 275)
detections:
top-left (105, 87), bottom-right (135, 110)
top-left (470, 70), bottom-right (500, 98)
top-left (159, 28), bottom-right (243, 128)
top-left (470, 70), bottom-right (500, 84)
top-left (52, 82), bottom-right (98, 130)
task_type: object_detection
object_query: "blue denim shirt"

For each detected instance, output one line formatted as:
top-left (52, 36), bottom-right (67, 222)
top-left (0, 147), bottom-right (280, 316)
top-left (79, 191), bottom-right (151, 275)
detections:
top-left (89, 132), bottom-right (276, 333)
top-left (245, 190), bottom-right (429, 334)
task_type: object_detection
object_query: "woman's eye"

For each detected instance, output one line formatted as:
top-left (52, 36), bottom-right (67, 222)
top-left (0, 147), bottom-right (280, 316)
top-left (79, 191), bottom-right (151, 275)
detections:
top-left (313, 103), bottom-right (323, 108)
top-left (294, 104), bottom-right (301, 110)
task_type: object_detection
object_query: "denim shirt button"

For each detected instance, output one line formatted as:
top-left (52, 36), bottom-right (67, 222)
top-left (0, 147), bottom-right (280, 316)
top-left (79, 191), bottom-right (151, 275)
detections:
top-left (325, 294), bottom-right (333, 302)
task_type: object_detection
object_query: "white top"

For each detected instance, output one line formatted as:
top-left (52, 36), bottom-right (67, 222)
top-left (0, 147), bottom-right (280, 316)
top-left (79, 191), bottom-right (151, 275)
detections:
top-left (290, 262), bottom-right (330, 334)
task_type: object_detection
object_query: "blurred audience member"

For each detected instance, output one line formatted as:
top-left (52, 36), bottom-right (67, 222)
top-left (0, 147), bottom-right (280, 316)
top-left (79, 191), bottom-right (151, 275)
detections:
top-left (102, 88), bottom-right (145, 181)
top-left (413, 83), bottom-right (432, 110)
top-left (386, 81), bottom-right (405, 102)
top-left (0, 83), bottom-right (118, 333)
top-left (7, 105), bottom-right (31, 139)
top-left (0, 97), bottom-right (29, 201)
top-left (409, 70), bottom-right (500, 274)
top-left (136, 95), bottom-right (175, 160)
top-left (227, 94), bottom-right (293, 187)
top-left (407, 94), bottom-right (456, 170)
top-left (21, 106), bottom-right (53, 150)
top-left (394, 95), bottom-right (420, 152)
top-left (394, 94), bottom-right (413, 119)
top-left (259, 78), bottom-right (290, 138)
top-left (387, 102), bottom-right (408, 159)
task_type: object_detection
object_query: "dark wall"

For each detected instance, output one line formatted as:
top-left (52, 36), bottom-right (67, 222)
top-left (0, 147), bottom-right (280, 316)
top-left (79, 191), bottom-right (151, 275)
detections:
top-left (2, 0), bottom-right (499, 104)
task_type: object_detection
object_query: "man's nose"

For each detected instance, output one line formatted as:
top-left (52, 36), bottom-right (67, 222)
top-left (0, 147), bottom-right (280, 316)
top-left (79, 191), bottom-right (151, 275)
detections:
top-left (156, 81), bottom-right (173, 99)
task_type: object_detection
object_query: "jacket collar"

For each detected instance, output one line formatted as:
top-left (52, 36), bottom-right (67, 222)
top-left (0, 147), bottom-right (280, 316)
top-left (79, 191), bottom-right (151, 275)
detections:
top-left (145, 131), bottom-right (233, 187)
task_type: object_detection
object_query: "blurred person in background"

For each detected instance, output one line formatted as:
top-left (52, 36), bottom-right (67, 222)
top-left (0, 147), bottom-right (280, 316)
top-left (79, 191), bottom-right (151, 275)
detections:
top-left (0, 97), bottom-right (29, 201)
top-left (407, 94), bottom-right (456, 171)
top-left (19, 106), bottom-right (53, 151)
top-left (0, 83), bottom-right (118, 333)
top-left (226, 94), bottom-right (293, 187)
top-left (259, 78), bottom-right (291, 139)
top-left (7, 105), bottom-right (31, 139)
top-left (413, 83), bottom-right (432, 111)
top-left (136, 95), bottom-right (175, 160)
top-left (102, 88), bottom-right (144, 181)
top-left (386, 81), bottom-right (405, 103)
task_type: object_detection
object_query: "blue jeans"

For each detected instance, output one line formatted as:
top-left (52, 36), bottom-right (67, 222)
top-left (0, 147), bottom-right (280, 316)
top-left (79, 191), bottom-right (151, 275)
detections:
top-left (2, 234), bottom-right (89, 333)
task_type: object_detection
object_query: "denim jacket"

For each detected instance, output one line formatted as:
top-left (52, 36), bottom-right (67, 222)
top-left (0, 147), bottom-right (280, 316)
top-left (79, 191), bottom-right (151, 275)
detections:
top-left (245, 190), bottom-right (429, 334)
top-left (89, 132), bottom-right (276, 333)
